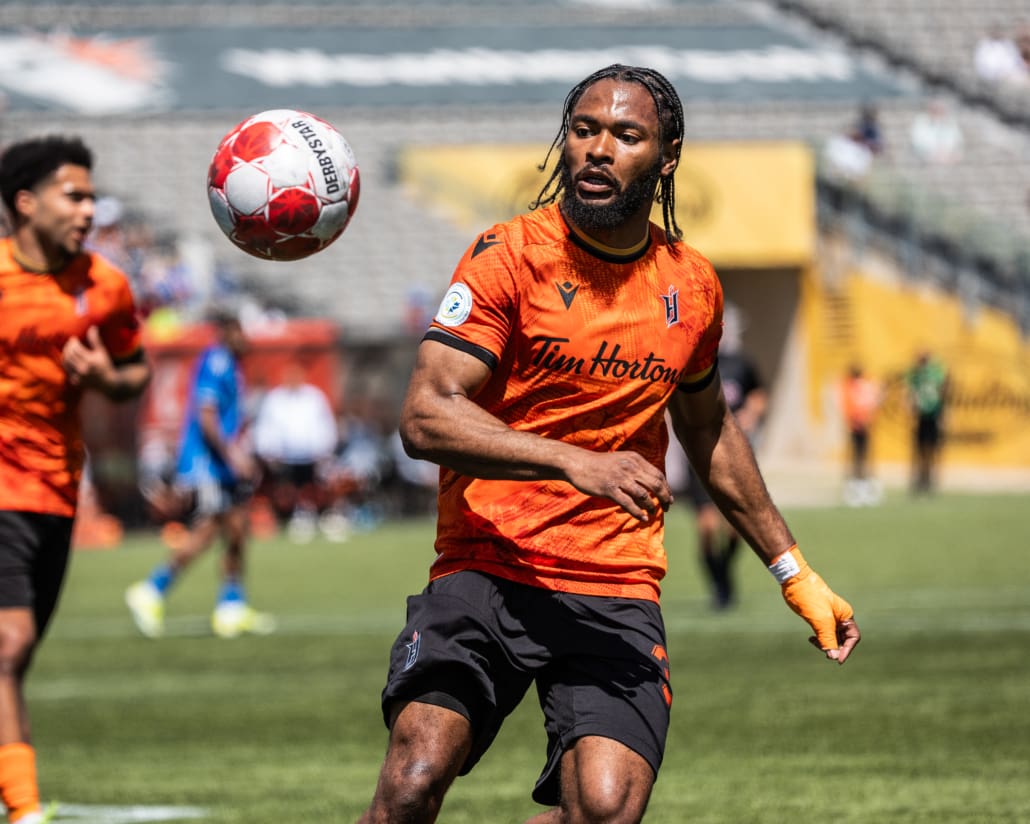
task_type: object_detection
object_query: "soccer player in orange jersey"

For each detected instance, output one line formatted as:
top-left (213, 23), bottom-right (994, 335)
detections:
top-left (0, 136), bottom-right (151, 823)
top-left (358, 65), bottom-right (860, 824)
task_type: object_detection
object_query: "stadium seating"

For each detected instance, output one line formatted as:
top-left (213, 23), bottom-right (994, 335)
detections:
top-left (771, 0), bottom-right (1030, 123)
top-left (1, 0), bottom-right (1027, 338)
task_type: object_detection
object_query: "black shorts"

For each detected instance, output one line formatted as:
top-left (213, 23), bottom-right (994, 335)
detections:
top-left (380, 570), bottom-right (672, 806)
top-left (266, 461), bottom-right (317, 489)
top-left (850, 428), bottom-right (869, 460)
top-left (177, 477), bottom-right (252, 520)
top-left (0, 510), bottom-right (74, 636)
top-left (916, 413), bottom-right (941, 448)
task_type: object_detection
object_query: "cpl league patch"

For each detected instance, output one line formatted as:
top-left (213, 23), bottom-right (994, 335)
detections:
top-left (403, 630), bottom-right (421, 671)
top-left (435, 283), bottom-right (473, 327)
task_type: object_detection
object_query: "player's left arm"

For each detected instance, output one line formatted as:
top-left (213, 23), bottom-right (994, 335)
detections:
top-left (62, 325), bottom-right (151, 400)
top-left (668, 373), bottom-right (860, 664)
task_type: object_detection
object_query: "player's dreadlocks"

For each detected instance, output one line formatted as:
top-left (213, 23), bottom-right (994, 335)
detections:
top-left (531, 64), bottom-right (685, 242)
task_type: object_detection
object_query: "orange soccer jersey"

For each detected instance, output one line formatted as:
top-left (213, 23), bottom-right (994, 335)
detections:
top-left (426, 204), bottom-right (723, 602)
top-left (0, 238), bottom-right (143, 517)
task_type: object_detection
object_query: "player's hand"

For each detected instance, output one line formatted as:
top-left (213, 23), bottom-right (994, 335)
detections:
top-left (227, 443), bottom-right (260, 484)
top-left (774, 548), bottom-right (860, 665)
top-left (62, 326), bottom-right (114, 389)
top-left (565, 450), bottom-right (672, 522)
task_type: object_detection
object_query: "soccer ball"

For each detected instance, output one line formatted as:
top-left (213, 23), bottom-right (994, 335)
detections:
top-left (207, 109), bottom-right (360, 261)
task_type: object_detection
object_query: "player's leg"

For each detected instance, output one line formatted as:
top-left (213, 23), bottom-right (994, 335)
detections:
top-left (211, 496), bottom-right (274, 638)
top-left (128, 474), bottom-right (242, 637)
top-left (697, 503), bottom-right (731, 608)
top-left (359, 700), bottom-right (473, 824)
top-left (531, 595), bottom-right (670, 822)
top-left (913, 416), bottom-right (935, 494)
top-left (924, 416), bottom-right (942, 493)
top-left (125, 508), bottom-right (219, 639)
top-left (523, 736), bottom-right (655, 824)
top-left (362, 572), bottom-right (537, 822)
top-left (719, 514), bottom-right (743, 605)
top-left (0, 512), bottom-right (72, 823)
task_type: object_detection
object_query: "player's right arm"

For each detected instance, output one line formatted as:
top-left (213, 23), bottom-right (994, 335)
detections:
top-left (399, 337), bottom-right (670, 522)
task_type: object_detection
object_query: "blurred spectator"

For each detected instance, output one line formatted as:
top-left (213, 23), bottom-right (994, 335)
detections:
top-left (322, 405), bottom-right (391, 533)
top-left (838, 364), bottom-right (883, 507)
top-left (823, 131), bottom-right (874, 182)
top-left (823, 101), bottom-right (887, 182)
top-left (387, 429), bottom-right (438, 518)
top-left (973, 25), bottom-right (1028, 86)
top-left (404, 283), bottom-right (435, 336)
top-left (86, 196), bottom-right (132, 271)
top-left (853, 102), bottom-right (885, 156)
top-left (1018, 22), bottom-right (1030, 72)
top-left (906, 350), bottom-right (949, 495)
top-left (139, 234), bottom-right (199, 315)
top-left (909, 98), bottom-right (964, 165)
top-left (252, 361), bottom-right (340, 542)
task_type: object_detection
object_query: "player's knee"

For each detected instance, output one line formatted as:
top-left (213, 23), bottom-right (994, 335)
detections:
top-left (0, 622), bottom-right (37, 674)
top-left (570, 778), bottom-right (649, 824)
top-left (381, 753), bottom-right (453, 813)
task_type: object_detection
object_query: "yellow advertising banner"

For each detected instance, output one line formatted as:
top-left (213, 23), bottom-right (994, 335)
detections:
top-left (398, 142), bottom-right (815, 267)
top-left (805, 270), bottom-right (1030, 468)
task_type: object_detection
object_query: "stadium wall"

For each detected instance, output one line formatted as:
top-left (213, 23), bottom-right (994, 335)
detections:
top-left (804, 264), bottom-right (1030, 469)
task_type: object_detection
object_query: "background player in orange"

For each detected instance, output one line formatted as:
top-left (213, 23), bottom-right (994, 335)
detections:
top-left (839, 362), bottom-right (884, 506)
top-left (0, 136), bottom-right (151, 824)
top-left (359, 65), bottom-right (860, 824)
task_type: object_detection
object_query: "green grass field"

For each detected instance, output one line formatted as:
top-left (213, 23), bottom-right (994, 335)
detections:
top-left (32, 492), bottom-right (1030, 823)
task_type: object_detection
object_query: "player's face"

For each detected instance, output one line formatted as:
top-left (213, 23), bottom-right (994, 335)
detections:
top-left (561, 78), bottom-right (679, 242)
top-left (223, 322), bottom-right (250, 358)
top-left (19, 164), bottom-right (96, 258)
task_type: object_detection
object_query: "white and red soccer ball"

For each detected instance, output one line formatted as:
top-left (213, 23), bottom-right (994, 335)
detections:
top-left (207, 109), bottom-right (360, 261)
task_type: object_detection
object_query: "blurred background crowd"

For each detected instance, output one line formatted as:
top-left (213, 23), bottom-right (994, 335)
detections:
top-left (1, 0), bottom-right (1027, 547)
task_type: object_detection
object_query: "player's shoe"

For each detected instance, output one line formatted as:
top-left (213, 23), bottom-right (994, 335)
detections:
top-left (14, 801), bottom-right (59, 823)
top-left (211, 602), bottom-right (277, 639)
top-left (286, 508), bottom-right (318, 544)
top-left (125, 580), bottom-right (165, 638)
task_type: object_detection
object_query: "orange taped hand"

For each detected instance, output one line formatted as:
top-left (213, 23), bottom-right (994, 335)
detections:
top-left (777, 549), bottom-right (854, 651)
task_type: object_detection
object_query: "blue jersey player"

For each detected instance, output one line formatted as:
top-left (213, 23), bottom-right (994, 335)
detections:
top-left (126, 311), bottom-right (275, 639)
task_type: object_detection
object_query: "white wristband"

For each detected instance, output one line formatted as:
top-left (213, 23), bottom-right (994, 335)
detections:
top-left (768, 548), bottom-right (801, 584)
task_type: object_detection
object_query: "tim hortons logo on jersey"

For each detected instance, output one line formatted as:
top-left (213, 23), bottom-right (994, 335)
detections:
top-left (531, 336), bottom-right (681, 385)
top-left (0, 327), bottom-right (66, 358)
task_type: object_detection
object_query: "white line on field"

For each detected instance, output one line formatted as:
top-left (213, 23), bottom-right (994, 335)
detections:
top-left (46, 802), bottom-right (206, 822)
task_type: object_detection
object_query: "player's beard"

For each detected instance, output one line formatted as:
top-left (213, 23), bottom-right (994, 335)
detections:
top-left (559, 158), bottom-right (662, 234)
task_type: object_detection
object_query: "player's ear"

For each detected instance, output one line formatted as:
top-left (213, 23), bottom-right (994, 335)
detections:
top-left (661, 138), bottom-right (681, 177)
top-left (14, 189), bottom-right (36, 221)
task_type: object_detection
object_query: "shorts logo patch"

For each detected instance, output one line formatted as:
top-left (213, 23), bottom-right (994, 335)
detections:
top-left (435, 283), bottom-right (473, 327)
top-left (403, 630), bottom-right (421, 671)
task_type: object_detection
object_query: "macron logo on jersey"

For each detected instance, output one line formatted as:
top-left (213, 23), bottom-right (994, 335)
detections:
top-left (472, 233), bottom-right (500, 258)
top-left (555, 280), bottom-right (580, 310)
